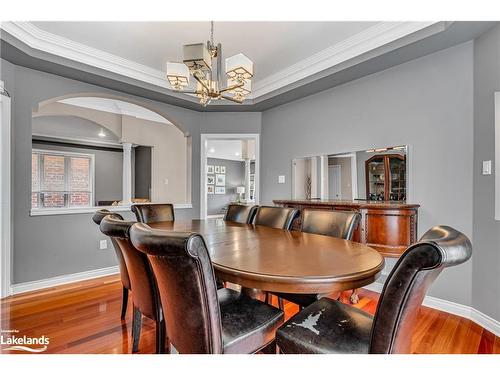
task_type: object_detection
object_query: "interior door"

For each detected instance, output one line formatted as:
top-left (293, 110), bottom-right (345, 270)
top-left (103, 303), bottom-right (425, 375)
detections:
top-left (328, 165), bottom-right (342, 200)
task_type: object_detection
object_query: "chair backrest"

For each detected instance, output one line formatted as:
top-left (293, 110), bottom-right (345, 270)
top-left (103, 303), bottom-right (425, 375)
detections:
top-left (300, 209), bottom-right (361, 240)
top-left (130, 224), bottom-right (223, 354)
top-left (253, 206), bottom-right (300, 230)
top-left (92, 210), bottom-right (131, 291)
top-left (224, 204), bottom-right (258, 224)
top-left (132, 203), bottom-right (175, 223)
top-left (369, 225), bottom-right (472, 354)
top-left (99, 215), bottom-right (160, 321)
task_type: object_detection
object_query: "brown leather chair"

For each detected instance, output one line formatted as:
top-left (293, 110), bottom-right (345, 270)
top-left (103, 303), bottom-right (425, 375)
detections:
top-left (99, 215), bottom-right (167, 354)
top-left (129, 223), bottom-right (285, 354)
top-left (276, 225), bottom-right (472, 354)
top-left (224, 204), bottom-right (258, 224)
top-left (253, 206), bottom-right (299, 230)
top-left (275, 210), bottom-right (362, 309)
top-left (132, 203), bottom-right (174, 223)
top-left (92, 209), bottom-right (131, 320)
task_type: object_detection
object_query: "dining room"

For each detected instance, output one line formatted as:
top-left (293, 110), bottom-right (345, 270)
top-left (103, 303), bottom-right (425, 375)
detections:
top-left (1, 1), bottom-right (500, 373)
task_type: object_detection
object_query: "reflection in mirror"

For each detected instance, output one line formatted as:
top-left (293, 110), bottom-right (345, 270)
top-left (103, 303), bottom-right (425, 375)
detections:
top-left (292, 145), bottom-right (407, 202)
top-left (31, 96), bottom-right (189, 211)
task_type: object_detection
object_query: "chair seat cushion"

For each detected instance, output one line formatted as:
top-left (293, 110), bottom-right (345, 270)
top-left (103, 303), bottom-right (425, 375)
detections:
top-left (274, 292), bottom-right (319, 307)
top-left (218, 288), bottom-right (284, 354)
top-left (276, 297), bottom-right (373, 354)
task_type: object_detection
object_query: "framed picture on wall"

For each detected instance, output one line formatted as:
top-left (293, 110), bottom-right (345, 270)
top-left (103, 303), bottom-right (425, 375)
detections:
top-left (207, 165), bottom-right (214, 174)
top-left (215, 186), bottom-right (225, 194)
top-left (207, 175), bottom-right (215, 185)
top-left (220, 166), bottom-right (226, 174)
top-left (216, 174), bottom-right (225, 186)
top-left (207, 185), bottom-right (214, 194)
top-left (215, 166), bottom-right (220, 173)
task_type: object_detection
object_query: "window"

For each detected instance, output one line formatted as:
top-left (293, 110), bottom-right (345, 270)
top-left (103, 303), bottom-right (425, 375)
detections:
top-left (31, 149), bottom-right (94, 209)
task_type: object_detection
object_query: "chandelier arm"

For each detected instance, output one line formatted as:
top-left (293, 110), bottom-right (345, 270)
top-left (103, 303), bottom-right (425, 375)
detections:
top-left (193, 74), bottom-right (210, 91)
top-left (219, 82), bottom-right (245, 94)
top-left (221, 95), bottom-right (244, 104)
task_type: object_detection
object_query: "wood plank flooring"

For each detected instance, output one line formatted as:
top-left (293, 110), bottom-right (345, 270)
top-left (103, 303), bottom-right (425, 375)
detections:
top-left (1, 275), bottom-right (499, 354)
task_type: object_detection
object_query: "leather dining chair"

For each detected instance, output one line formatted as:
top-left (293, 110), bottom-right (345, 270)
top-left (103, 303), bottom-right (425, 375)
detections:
top-left (92, 209), bottom-right (131, 320)
top-left (224, 204), bottom-right (258, 224)
top-left (99, 215), bottom-right (168, 354)
top-left (274, 209), bottom-right (362, 309)
top-left (253, 206), bottom-right (300, 230)
top-left (132, 203), bottom-right (175, 223)
top-left (129, 223), bottom-right (285, 354)
top-left (276, 225), bottom-right (472, 354)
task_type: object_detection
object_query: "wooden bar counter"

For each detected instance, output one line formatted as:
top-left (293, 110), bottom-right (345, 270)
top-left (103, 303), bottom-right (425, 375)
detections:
top-left (273, 199), bottom-right (419, 257)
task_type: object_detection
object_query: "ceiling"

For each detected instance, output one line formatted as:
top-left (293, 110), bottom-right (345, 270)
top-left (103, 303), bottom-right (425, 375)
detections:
top-left (58, 97), bottom-right (170, 124)
top-left (32, 115), bottom-right (120, 145)
top-left (31, 21), bottom-right (378, 83)
top-left (1, 21), bottom-right (496, 111)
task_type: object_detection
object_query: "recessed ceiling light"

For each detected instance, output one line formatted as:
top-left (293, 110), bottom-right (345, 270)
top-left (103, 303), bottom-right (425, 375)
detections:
top-left (98, 128), bottom-right (106, 138)
top-left (235, 152), bottom-right (240, 156)
top-left (209, 148), bottom-right (215, 153)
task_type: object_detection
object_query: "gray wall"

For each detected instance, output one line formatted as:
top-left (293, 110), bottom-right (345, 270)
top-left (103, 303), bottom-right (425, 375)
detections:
top-left (134, 146), bottom-right (151, 200)
top-left (261, 42), bottom-right (474, 306)
top-left (473, 25), bottom-right (500, 321)
top-left (31, 140), bottom-right (123, 205)
top-left (1, 59), bottom-right (262, 284)
top-left (207, 158), bottom-right (245, 215)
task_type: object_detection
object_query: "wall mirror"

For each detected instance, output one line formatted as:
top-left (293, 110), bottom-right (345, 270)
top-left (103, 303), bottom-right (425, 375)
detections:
top-left (292, 145), bottom-right (408, 202)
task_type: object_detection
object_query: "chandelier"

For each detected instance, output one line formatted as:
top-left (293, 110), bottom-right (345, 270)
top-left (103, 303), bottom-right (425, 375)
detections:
top-left (166, 22), bottom-right (253, 106)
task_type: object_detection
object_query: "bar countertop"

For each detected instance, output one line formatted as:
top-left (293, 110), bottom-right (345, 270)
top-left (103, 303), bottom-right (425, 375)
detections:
top-left (272, 199), bottom-right (420, 210)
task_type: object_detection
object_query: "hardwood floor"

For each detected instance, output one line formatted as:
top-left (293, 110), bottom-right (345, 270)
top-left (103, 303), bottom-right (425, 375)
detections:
top-left (1, 275), bottom-right (499, 354)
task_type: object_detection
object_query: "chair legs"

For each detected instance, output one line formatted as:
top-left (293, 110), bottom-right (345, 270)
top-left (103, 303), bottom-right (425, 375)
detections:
top-left (121, 287), bottom-right (129, 320)
top-left (349, 289), bottom-right (359, 304)
top-left (132, 306), bottom-right (142, 353)
top-left (278, 297), bottom-right (284, 311)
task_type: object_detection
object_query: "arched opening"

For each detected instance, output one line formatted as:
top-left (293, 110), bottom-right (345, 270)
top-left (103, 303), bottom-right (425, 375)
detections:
top-left (31, 94), bottom-right (192, 212)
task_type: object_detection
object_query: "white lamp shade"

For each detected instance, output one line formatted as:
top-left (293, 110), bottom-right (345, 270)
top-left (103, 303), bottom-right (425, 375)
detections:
top-left (166, 62), bottom-right (190, 88)
top-left (183, 43), bottom-right (212, 72)
top-left (237, 186), bottom-right (245, 194)
top-left (228, 78), bottom-right (251, 94)
top-left (225, 53), bottom-right (253, 79)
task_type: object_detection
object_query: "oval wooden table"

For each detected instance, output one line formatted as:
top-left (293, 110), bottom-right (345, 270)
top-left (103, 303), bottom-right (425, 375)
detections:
top-left (149, 219), bottom-right (385, 294)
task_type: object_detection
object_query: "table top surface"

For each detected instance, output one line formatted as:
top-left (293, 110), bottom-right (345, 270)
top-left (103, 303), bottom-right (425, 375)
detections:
top-left (148, 219), bottom-right (385, 293)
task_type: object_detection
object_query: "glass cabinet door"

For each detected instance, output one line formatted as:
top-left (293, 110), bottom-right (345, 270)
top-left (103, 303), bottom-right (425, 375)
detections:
top-left (366, 156), bottom-right (386, 200)
top-left (388, 156), bottom-right (406, 201)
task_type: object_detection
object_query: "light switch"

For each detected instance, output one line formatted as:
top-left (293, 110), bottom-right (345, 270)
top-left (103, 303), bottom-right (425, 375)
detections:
top-left (482, 160), bottom-right (492, 175)
top-left (278, 175), bottom-right (285, 184)
top-left (99, 239), bottom-right (108, 250)
top-left (164, 178), bottom-right (169, 185)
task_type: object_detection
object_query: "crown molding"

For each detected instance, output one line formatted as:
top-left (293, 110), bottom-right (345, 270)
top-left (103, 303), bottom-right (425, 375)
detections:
top-left (251, 22), bottom-right (443, 98)
top-left (2, 21), bottom-right (443, 102)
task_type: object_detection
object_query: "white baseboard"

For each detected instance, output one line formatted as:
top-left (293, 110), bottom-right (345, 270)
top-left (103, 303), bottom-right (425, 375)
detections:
top-left (364, 282), bottom-right (500, 337)
top-left (10, 266), bottom-right (119, 295)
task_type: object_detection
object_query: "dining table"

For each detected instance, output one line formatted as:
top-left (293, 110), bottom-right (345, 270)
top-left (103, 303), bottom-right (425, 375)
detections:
top-left (148, 218), bottom-right (385, 295)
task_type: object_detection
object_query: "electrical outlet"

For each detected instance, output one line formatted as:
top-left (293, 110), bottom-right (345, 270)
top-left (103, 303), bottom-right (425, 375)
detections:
top-left (99, 239), bottom-right (108, 250)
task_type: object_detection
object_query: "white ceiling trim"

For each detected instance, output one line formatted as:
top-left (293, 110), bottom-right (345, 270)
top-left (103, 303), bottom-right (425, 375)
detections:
top-left (2, 21), bottom-right (441, 102)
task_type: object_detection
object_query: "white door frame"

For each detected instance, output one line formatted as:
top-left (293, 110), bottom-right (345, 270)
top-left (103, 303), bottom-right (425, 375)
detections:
top-left (0, 87), bottom-right (12, 298)
top-left (200, 134), bottom-right (260, 219)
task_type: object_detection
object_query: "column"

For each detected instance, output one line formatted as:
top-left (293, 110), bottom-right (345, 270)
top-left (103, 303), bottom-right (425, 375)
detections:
top-left (122, 142), bottom-right (132, 205)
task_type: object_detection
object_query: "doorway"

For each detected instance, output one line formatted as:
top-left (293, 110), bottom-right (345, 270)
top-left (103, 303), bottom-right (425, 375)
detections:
top-left (200, 134), bottom-right (260, 219)
top-left (328, 165), bottom-right (342, 200)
